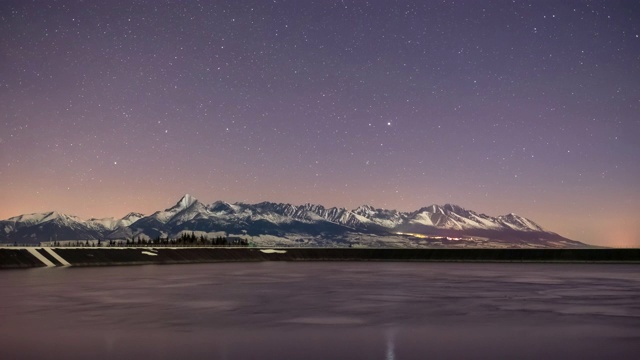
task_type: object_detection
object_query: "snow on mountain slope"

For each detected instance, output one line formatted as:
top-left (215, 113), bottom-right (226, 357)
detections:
top-left (1, 195), bottom-right (547, 235)
top-left (6, 211), bottom-right (83, 226)
top-left (86, 217), bottom-right (119, 230)
top-left (87, 212), bottom-right (146, 231)
top-left (120, 212), bottom-right (145, 226)
top-left (497, 213), bottom-right (545, 232)
top-left (149, 194), bottom-right (200, 223)
top-left (178, 194), bottom-right (197, 208)
top-left (168, 201), bottom-right (211, 225)
top-left (1, 194), bottom-right (582, 247)
top-left (1, 211), bottom-right (105, 243)
top-left (404, 204), bottom-right (537, 232)
top-left (409, 212), bottom-right (436, 226)
top-left (352, 205), bottom-right (403, 228)
top-left (209, 201), bottom-right (239, 214)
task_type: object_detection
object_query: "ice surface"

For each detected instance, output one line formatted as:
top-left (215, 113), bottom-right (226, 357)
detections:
top-left (0, 263), bottom-right (638, 359)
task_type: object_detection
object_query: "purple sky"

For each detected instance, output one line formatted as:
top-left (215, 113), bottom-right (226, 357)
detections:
top-left (1, 1), bottom-right (639, 247)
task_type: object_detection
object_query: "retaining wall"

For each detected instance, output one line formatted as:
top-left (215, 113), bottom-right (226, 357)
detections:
top-left (2, 247), bottom-right (640, 269)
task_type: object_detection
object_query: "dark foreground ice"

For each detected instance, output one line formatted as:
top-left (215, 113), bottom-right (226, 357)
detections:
top-left (1, 262), bottom-right (639, 359)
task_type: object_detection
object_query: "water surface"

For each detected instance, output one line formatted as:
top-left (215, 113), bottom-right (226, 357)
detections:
top-left (1, 262), bottom-right (639, 359)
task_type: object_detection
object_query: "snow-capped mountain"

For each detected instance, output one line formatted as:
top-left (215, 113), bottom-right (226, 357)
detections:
top-left (86, 212), bottom-right (145, 231)
top-left (0, 194), bottom-right (586, 248)
top-left (2, 211), bottom-right (105, 243)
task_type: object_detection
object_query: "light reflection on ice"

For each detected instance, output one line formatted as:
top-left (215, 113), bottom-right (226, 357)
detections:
top-left (386, 328), bottom-right (397, 360)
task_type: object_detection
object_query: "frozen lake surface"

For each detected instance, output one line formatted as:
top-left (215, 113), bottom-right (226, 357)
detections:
top-left (1, 262), bottom-right (639, 359)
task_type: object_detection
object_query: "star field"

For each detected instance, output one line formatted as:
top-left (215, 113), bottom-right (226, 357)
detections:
top-left (1, 1), bottom-right (639, 246)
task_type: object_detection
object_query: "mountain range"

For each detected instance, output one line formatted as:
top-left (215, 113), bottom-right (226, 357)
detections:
top-left (1, 194), bottom-right (587, 248)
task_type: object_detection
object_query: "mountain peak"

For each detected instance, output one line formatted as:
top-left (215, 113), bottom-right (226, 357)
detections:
top-left (497, 213), bottom-right (545, 232)
top-left (354, 204), bottom-right (375, 212)
top-left (176, 194), bottom-right (197, 209)
top-left (210, 200), bottom-right (237, 213)
top-left (442, 203), bottom-right (467, 212)
top-left (121, 212), bottom-right (145, 221)
top-left (416, 204), bottom-right (444, 214)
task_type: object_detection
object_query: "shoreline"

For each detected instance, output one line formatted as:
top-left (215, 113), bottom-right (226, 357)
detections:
top-left (1, 247), bottom-right (639, 269)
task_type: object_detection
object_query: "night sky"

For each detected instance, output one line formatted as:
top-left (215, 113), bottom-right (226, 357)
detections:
top-left (1, 1), bottom-right (639, 247)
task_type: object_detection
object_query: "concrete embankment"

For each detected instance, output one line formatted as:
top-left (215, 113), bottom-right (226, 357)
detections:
top-left (1, 247), bottom-right (640, 269)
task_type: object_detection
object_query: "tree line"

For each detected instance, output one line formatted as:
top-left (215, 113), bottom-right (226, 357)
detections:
top-left (49, 232), bottom-right (250, 247)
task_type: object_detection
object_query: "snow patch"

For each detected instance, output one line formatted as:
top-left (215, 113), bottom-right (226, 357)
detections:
top-left (260, 249), bottom-right (287, 254)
